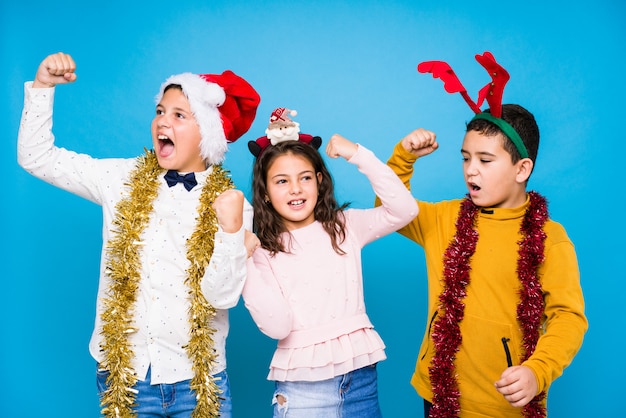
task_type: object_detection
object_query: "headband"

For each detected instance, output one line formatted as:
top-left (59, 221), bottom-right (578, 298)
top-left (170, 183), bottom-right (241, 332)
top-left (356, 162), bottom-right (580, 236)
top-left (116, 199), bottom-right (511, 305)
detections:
top-left (471, 113), bottom-right (528, 159)
top-left (417, 51), bottom-right (529, 159)
top-left (248, 107), bottom-right (322, 157)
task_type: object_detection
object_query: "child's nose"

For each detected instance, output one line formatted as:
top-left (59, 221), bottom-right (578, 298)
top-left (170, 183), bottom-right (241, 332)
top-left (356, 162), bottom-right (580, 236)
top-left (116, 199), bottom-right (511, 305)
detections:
top-left (289, 182), bottom-right (302, 194)
top-left (156, 115), bottom-right (171, 128)
top-left (465, 161), bottom-right (478, 176)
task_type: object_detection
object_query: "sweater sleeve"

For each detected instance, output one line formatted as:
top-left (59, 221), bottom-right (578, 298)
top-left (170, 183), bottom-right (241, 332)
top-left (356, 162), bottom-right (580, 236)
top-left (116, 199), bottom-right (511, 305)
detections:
top-left (347, 144), bottom-right (418, 246)
top-left (523, 223), bottom-right (588, 393)
top-left (242, 251), bottom-right (293, 340)
top-left (374, 141), bottom-right (422, 243)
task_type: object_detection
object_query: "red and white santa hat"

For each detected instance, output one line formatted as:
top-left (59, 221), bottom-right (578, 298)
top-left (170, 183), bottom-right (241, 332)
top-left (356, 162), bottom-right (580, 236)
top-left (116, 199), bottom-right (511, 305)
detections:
top-left (155, 70), bottom-right (261, 165)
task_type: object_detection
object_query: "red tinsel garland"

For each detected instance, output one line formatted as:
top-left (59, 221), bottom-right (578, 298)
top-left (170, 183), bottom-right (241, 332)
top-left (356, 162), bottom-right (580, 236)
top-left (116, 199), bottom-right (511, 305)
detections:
top-left (429, 192), bottom-right (548, 418)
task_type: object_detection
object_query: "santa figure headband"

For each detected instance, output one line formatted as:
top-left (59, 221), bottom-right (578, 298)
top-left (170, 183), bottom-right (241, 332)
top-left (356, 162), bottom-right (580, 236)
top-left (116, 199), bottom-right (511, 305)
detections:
top-left (248, 107), bottom-right (321, 157)
top-left (417, 51), bottom-right (529, 159)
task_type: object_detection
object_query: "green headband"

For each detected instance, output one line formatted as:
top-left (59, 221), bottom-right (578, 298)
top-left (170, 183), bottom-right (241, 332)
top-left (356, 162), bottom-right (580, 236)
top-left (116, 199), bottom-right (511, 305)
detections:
top-left (471, 113), bottom-right (529, 159)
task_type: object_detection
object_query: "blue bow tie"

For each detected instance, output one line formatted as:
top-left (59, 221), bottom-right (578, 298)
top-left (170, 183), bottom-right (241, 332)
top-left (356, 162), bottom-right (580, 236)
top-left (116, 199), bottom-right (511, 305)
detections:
top-left (164, 170), bottom-right (198, 191)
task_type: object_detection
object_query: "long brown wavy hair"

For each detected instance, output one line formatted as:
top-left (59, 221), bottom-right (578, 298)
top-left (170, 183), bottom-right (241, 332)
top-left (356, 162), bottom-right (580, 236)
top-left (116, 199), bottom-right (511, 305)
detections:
top-left (252, 141), bottom-right (348, 255)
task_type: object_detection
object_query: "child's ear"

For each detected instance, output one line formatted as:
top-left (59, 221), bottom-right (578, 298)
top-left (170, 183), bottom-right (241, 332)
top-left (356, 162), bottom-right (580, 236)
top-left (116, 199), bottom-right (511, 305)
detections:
top-left (516, 158), bottom-right (534, 183)
top-left (317, 172), bottom-right (323, 184)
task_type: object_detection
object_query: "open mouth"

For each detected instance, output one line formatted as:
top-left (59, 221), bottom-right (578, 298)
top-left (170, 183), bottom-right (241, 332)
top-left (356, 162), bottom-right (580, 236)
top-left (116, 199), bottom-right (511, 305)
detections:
top-left (288, 199), bottom-right (305, 207)
top-left (469, 183), bottom-right (481, 191)
top-left (158, 134), bottom-right (174, 156)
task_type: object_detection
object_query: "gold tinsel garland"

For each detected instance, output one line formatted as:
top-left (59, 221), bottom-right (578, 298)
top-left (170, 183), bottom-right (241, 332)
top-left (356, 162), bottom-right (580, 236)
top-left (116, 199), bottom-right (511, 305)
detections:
top-left (99, 150), bottom-right (233, 418)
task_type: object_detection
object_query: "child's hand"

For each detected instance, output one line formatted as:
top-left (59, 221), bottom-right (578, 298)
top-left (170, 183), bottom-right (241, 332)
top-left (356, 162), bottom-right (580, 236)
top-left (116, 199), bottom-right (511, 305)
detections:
top-left (326, 134), bottom-right (358, 160)
top-left (400, 128), bottom-right (438, 158)
top-left (213, 189), bottom-right (244, 233)
top-left (494, 365), bottom-right (539, 408)
top-left (244, 230), bottom-right (261, 258)
top-left (33, 52), bottom-right (77, 88)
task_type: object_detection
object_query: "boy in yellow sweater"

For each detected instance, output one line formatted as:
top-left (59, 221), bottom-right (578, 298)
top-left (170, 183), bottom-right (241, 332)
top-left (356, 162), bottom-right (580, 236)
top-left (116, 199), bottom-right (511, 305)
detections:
top-left (380, 53), bottom-right (587, 417)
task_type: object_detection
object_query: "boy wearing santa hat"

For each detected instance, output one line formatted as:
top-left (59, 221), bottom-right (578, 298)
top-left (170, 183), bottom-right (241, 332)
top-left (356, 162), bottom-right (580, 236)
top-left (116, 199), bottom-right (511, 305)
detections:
top-left (17, 52), bottom-right (261, 418)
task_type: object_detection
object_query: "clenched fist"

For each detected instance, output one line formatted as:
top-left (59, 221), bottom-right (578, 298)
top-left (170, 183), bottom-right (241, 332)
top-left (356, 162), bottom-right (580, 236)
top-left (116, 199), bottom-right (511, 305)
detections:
top-left (33, 52), bottom-right (77, 88)
top-left (212, 189), bottom-right (245, 233)
top-left (400, 128), bottom-right (439, 158)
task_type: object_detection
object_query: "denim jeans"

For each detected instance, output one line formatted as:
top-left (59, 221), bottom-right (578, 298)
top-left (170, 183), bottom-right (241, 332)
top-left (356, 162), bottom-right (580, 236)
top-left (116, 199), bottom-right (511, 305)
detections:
top-left (272, 363), bottom-right (382, 418)
top-left (97, 365), bottom-right (232, 417)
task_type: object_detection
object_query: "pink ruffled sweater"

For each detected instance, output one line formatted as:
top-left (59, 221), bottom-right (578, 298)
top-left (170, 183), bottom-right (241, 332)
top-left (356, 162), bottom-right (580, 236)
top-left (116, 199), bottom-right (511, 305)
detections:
top-left (243, 145), bottom-right (418, 382)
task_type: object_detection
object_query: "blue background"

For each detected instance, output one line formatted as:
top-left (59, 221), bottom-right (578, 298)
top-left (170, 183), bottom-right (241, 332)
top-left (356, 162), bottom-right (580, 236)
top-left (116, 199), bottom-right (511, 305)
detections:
top-left (1, 1), bottom-right (623, 416)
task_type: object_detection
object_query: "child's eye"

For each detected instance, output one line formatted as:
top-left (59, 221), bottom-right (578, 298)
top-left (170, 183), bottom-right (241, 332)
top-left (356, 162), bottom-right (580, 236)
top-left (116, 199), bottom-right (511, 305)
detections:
top-left (156, 109), bottom-right (164, 116)
top-left (301, 175), bottom-right (312, 181)
top-left (275, 179), bottom-right (287, 185)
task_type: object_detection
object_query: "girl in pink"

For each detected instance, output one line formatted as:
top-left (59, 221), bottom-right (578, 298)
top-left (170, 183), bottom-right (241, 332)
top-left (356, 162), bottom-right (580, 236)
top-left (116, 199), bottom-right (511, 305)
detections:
top-left (242, 132), bottom-right (418, 417)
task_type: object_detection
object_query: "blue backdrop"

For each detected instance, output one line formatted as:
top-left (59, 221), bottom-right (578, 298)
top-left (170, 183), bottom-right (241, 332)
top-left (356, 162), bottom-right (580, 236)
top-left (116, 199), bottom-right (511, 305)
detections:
top-left (2, 1), bottom-right (623, 416)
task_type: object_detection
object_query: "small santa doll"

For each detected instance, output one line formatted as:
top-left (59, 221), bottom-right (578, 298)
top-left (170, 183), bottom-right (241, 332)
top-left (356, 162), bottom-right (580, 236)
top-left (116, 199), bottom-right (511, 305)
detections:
top-left (248, 107), bottom-right (321, 157)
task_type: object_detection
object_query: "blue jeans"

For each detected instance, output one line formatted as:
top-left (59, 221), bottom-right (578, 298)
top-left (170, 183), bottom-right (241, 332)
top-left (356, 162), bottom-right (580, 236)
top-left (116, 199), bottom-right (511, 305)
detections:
top-left (97, 366), bottom-right (232, 417)
top-left (272, 363), bottom-right (382, 418)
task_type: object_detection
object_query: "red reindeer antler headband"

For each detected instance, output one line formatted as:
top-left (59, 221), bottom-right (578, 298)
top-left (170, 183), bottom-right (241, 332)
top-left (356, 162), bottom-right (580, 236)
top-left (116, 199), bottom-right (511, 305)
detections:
top-left (417, 52), bottom-right (529, 159)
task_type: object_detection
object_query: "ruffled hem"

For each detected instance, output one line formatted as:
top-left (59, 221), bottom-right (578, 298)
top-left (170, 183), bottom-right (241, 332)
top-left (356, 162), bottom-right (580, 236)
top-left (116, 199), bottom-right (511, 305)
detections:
top-left (268, 328), bottom-right (386, 382)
